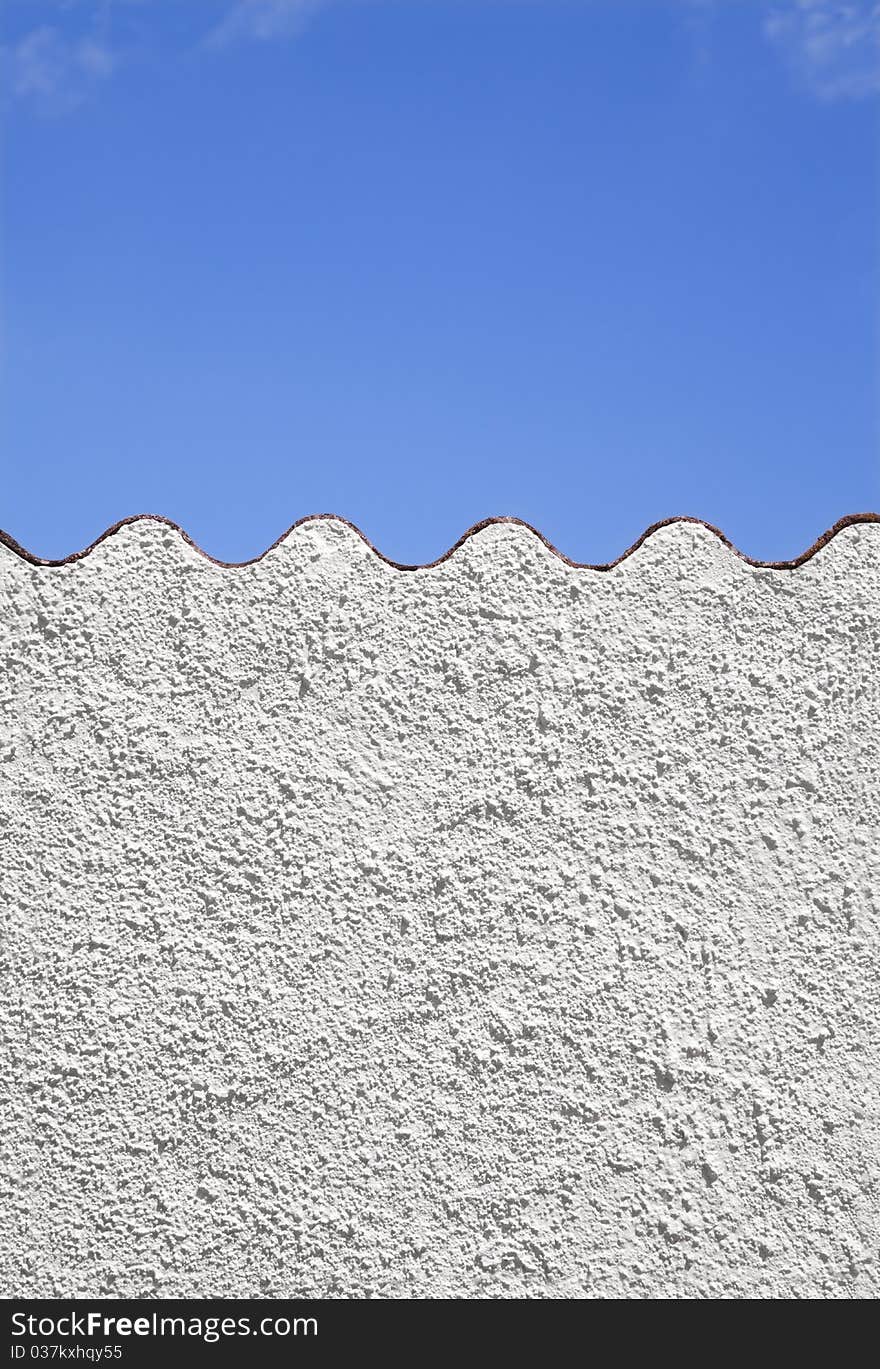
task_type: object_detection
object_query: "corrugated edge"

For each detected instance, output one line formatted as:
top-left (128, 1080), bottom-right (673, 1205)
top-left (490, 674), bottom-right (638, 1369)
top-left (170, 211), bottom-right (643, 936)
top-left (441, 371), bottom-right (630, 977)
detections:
top-left (0, 512), bottom-right (878, 571)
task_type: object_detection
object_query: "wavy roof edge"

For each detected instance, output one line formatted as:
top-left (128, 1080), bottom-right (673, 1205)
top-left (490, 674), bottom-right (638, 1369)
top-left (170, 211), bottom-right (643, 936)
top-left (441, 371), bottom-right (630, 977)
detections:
top-left (1, 511), bottom-right (878, 571)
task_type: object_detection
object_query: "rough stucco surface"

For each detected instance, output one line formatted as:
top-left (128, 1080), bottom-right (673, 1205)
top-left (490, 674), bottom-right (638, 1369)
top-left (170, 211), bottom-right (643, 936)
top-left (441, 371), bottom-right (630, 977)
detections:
top-left (1, 517), bottom-right (878, 1300)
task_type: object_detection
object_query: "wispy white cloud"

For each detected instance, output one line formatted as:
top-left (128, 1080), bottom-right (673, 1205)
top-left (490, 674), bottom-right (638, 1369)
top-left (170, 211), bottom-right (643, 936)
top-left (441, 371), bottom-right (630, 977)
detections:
top-left (4, 22), bottom-right (117, 112)
top-left (205, 0), bottom-right (327, 49)
top-left (763, 1), bottom-right (880, 99)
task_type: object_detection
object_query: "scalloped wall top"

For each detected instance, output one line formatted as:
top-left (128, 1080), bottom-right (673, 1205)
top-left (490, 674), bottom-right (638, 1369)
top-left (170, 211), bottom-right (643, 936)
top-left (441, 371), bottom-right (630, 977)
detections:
top-left (1, 511), bottom-right (878, 571)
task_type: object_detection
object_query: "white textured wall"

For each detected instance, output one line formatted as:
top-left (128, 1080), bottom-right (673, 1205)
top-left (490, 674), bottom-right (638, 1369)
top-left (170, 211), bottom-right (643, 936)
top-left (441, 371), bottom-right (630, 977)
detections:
top-left (1, 516), bottom-right (878, 1299)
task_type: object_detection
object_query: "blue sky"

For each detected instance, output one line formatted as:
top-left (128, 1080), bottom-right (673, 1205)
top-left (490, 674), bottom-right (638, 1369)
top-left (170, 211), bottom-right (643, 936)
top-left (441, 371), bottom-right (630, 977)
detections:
top-left (2, 0), bottom-right (877, 563)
